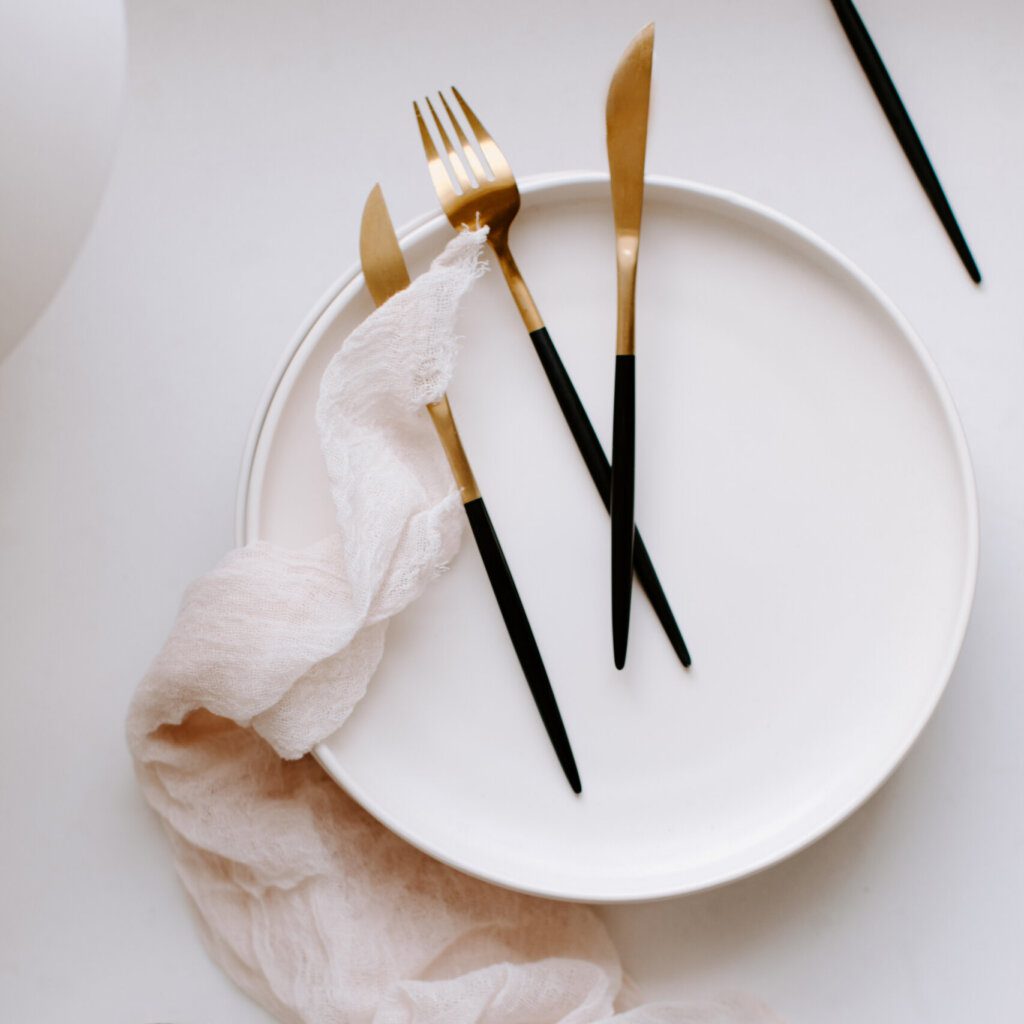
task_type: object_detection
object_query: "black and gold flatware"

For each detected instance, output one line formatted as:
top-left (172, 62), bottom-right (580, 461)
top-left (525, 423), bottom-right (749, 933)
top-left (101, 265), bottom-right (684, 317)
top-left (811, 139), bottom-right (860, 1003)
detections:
top-left (606, 22), bottom-right (654, 669)
top-left (359, 183), bottom-right (582, 794)
top-left (829, 0), bottom-right (981, 284)
top-left (412, 85), bottom-right (692, 670)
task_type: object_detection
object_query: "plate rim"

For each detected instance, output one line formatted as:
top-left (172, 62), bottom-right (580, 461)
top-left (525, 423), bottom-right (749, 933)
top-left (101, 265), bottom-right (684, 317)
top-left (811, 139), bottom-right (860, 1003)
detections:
top-left (235, 170), bottom-right (979, 902)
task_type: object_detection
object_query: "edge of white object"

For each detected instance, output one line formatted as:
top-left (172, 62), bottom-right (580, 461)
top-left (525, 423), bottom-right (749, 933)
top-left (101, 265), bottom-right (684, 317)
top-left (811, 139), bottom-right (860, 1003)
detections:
top-left (235, 171), bottom-right (979, 903)
top-left (0, 0), bottom-right (126, 358)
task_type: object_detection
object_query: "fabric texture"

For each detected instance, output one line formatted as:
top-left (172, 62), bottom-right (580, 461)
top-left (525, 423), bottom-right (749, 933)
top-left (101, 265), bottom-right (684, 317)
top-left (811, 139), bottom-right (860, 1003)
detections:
top-left (127, 229), bottom-right (779, 1024)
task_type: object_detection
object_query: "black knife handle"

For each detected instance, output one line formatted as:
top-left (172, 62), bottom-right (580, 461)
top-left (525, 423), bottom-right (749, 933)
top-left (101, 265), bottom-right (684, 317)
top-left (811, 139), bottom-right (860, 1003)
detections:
top-left (611, 354), bottom-right (636, 669)
top-left (528, 326), bottom-right (691, 667)
top-left (463, 496), bottom-right (581, 794)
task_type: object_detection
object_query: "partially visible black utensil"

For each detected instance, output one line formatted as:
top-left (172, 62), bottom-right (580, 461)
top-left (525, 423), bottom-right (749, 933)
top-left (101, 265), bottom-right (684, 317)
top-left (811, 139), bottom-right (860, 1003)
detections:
top-left (829, 0), bottom-right (981, 284)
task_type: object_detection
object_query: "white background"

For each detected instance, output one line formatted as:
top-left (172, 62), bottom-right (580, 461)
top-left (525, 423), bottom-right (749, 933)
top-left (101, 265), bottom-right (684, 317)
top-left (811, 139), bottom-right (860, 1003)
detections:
top-left (2, 1), bottom-right (1022, 1021)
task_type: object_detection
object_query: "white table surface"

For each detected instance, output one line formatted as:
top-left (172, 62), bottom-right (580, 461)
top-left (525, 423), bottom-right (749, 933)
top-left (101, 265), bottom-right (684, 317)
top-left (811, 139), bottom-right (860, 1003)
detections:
top-left (2, 1), bottom-right (1022, 1020)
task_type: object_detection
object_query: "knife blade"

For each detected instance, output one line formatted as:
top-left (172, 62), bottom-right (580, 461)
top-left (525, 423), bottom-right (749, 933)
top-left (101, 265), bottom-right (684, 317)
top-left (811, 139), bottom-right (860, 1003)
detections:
top-left (360, 183), bottom-right (411, 305)
top-left (607, 21), bottom-right (654, 270)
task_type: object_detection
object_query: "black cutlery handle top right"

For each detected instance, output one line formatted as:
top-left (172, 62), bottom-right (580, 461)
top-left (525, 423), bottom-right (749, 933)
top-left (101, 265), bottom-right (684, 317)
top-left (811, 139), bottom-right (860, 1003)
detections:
top-left (829, 0), bottom-right (981, 284)
top-left (528, 326), bottom-right (691, 667)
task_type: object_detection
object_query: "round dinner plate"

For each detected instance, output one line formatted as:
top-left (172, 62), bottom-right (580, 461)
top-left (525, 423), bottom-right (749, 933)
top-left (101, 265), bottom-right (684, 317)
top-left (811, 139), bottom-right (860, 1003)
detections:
top-left (238, 173), bottom-right (977, 902)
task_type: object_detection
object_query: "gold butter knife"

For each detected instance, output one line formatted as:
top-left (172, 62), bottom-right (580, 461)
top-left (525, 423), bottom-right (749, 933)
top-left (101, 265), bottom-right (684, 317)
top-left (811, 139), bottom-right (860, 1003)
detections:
top-left (359, 184), bottom-right (581, 794)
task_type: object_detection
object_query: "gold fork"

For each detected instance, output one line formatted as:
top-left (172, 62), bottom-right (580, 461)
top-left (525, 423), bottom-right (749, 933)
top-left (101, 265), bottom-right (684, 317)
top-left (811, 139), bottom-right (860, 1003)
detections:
top-left (413, 88), bottom-right (692, 668)
top-left (415, 90), bottom-right (542, 334)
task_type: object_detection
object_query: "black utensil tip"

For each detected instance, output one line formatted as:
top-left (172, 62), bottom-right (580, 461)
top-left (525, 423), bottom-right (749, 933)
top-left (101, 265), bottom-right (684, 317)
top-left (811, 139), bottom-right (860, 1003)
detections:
top-left (566, 760), bottom-right (583, 795)
top-left (547, 712), bottom-right (582, 794)
top-left (611, 353), bottom-right (636, 670)
top-left (631, 532), bottom-right (692, 669)
top-left (829, 0), bottom-right (982, 286)
top-left (552, 729), bottom-right (582, 794)
top-left (614, 643), bottom-right (627, 672)
top-left (674, 633), bottom-right (693, 668)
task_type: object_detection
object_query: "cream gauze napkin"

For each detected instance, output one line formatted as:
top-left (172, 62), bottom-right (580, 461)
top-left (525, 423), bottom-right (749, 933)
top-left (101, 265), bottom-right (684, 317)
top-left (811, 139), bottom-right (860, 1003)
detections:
top-left (127, 229), bottom-right (779, 1024)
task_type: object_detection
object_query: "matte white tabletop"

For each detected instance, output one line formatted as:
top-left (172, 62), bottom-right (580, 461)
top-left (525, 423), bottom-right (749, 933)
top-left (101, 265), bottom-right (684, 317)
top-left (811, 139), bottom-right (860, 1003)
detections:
top-left (2, 1), bottom-right (1021, 1020)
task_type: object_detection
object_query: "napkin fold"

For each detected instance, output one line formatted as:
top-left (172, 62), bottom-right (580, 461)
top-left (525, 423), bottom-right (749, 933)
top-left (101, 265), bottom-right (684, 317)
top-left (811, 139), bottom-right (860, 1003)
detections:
top-left (127, 229), bottom-right (778, 1024)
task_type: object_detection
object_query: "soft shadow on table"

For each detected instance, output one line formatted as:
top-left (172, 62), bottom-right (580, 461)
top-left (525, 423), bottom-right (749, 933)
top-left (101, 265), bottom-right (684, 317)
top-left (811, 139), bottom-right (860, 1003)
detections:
top-left (596, 638), bottom-right (987, 1009)
top-left (598, 755), bottom-right (909, 992)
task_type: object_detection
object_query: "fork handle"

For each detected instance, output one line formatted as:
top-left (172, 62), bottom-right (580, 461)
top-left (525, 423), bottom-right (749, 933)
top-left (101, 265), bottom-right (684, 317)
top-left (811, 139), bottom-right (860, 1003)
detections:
top-left (528, 326), bottom-right (691, 667)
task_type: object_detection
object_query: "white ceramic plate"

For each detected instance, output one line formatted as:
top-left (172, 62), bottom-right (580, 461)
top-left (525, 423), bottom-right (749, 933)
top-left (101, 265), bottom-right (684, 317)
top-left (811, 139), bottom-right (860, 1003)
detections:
top-left (237, 173), bottom-right (977, 902)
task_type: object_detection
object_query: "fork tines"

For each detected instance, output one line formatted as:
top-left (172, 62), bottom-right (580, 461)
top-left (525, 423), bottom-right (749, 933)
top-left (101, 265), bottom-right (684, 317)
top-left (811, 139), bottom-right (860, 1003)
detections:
top-left (415, 89), bottom-right (508, 200)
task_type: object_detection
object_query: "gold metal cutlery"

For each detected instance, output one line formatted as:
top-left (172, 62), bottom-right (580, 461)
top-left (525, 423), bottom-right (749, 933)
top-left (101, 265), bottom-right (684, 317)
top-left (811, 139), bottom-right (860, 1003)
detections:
top-left (359, 183), bottom-right (581, 793)
top-left (606, 22), bottom-right (654, 668)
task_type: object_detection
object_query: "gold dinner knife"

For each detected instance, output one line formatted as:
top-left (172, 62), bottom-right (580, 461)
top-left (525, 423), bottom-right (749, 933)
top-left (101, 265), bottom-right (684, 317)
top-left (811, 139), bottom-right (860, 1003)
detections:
top-left (606, 22), bottom-right (654, 670)
top-left (359, 184), bottom-right (582, 794)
